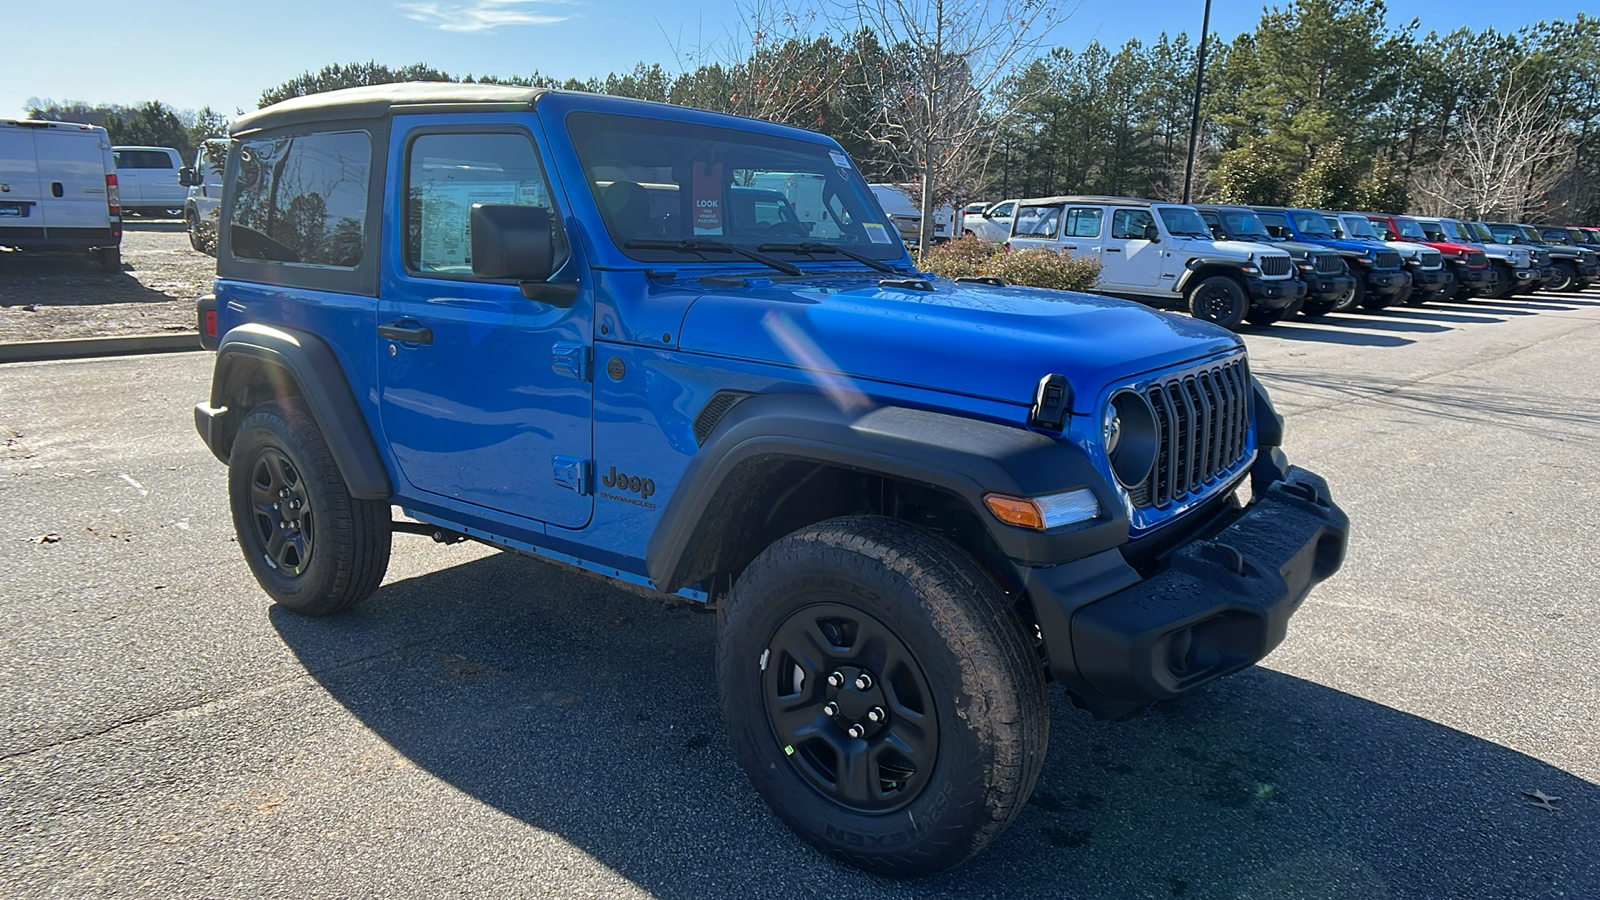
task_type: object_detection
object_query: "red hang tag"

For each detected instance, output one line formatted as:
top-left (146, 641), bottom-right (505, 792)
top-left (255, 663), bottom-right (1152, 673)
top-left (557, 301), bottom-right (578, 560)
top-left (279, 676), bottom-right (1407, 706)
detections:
top-left (693, 161), bottom-right (724, 235)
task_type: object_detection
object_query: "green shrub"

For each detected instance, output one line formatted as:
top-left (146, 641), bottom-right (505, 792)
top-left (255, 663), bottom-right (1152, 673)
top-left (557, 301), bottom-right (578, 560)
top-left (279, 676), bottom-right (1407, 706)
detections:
top-left (919, 235), bottom-right (1002, 279)
top-left (982, 248), bottom-right (1102, 292)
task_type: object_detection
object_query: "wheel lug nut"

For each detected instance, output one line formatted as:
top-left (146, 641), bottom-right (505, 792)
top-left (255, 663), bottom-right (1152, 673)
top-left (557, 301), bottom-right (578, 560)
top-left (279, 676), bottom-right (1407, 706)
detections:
top-left (279, 489), bottom-right (290, 498)
top-left (823, 702), bottom-right (839, 717)
top-left (847, 724), bottom-right (865, 739)
top-left (827, 672), bottom-right (844, 688)
top-left (867, 707), bottom-right (885, 723)
top-left (854, 674), bottom-right (872, 691)
top-left (279, 521), bottom-right (288, 530)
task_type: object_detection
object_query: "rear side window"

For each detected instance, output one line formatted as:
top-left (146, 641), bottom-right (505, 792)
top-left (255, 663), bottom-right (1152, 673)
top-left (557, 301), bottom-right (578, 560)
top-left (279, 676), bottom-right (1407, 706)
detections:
top-left (1110, 209), bottom-right (1152, 240)
top-left (1063, 207), bottom-right (1102, 238)
top-left (230, 131), bottom-right (370, 268)
top-left (1013, 205), bottom-right (1061, 238)
top-left (114, 149), bottom-right (174, 169)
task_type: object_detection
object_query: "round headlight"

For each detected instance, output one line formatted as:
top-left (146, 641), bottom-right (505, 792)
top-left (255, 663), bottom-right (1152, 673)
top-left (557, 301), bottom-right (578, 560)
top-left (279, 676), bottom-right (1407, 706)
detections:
top-left (1106, 391), bottom-right (1158, 487)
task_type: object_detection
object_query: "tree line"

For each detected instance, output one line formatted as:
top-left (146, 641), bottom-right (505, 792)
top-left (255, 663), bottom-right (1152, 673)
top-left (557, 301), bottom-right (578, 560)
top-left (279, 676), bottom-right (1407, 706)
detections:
top-left (27, 0), bottom-right (1599, 223)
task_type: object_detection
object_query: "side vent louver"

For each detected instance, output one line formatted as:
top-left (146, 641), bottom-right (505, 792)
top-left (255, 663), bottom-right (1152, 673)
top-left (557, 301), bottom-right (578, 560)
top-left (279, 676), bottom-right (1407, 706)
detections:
top-left (694, 391), bottom-right (753, 446)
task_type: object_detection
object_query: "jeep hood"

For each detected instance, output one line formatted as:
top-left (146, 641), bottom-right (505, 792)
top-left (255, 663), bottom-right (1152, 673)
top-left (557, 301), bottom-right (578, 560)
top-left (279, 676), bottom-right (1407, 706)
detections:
top-left (1203, 239), bottom-right (1291, 259)
top-left (677, 276), bottom-right (1240, 413)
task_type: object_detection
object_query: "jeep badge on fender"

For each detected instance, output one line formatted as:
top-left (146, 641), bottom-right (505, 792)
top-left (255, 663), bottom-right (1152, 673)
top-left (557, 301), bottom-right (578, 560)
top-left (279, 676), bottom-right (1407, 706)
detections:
top-left (193, 83), bottom-right (1348, 878)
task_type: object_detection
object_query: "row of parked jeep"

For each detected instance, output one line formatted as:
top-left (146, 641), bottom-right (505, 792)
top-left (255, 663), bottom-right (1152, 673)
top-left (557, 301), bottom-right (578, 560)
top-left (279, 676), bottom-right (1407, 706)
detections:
top-left (961, 196), bottom-right (1600, 330)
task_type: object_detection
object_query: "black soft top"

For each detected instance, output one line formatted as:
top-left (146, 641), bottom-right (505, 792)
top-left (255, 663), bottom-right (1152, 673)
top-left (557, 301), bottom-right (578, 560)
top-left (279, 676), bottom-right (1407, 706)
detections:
top-left (231, 82), bottom-right (549, 135)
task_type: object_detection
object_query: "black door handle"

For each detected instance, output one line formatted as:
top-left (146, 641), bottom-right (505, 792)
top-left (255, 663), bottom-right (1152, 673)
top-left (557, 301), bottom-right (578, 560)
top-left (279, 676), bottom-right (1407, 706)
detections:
top-left (379, 322), bottom-right (433, 345)
top-left (1104, 248), bottom-right (1122, 253)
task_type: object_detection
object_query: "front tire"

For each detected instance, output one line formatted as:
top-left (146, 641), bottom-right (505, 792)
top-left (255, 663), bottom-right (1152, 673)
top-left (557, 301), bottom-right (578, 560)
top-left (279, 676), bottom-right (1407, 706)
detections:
top-left (717, 515), bottom-right (1048, 876)
top-left (228, 399), bottom-right (391, 616)
top-left (1333, 276), bottom-right (1364, 312)
top-left (1187, 276), bottom-right (1248, 330)
top-left (1548, 262), bottom-right (1577, 293)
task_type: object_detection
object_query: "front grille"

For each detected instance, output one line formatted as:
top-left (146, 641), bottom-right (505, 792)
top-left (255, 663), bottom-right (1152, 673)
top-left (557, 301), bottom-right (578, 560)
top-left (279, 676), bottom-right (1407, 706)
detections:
top-left (1375, 250), bottom-right (1402, 269)
top-left (1132, 356), bottom-right (1252, 510)
top-left (1420, 250), bottom-right (1443, 269)
top-left (1259, 256), bottom-right (1291, 277)
top-left (1466, 251), bottom-right (1487, 267)
top-left (1312, 252), bottom-right (1344, 275)
top-left (1534, 249), bottom-right (1552, 267)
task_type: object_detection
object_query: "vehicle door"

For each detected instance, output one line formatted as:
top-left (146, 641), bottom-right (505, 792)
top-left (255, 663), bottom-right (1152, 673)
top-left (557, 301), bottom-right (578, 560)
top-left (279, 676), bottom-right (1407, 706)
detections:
top-left (0, 125), bottom-right (45, 232)
top-left (981, 200), bottom-right (1016, 242)
top-left (112, 149), bottom-right (143, 205)
top-left (1100, 207), bottom-right (1163, 288)
top-left (1055, 205), bottom-right (1104, 262)
top-left (34, 126), bottom-right (110, 232)
top-left (377, 119), bottom-right (593, 529)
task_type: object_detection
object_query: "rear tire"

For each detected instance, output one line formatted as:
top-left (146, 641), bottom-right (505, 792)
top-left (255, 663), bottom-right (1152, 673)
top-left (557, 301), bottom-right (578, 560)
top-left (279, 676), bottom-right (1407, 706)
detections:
top-left (717, 515), bottom-right (1048, 876)
top-left (1187, 276), bottom-right (1248, 330)
top-left (228, 399), bottom-right (391, 616)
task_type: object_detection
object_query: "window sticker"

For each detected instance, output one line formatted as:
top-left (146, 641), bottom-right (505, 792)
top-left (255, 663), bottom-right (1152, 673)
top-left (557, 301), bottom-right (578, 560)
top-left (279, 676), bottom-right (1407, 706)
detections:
top-left (863, 222), bottom-right (893, 244)
top-left (419, 181), bottom-right (520, 271)
top-left (692, 161), bottom-right (724, 235)
top-left (829, 150), bottom-right (851, 171)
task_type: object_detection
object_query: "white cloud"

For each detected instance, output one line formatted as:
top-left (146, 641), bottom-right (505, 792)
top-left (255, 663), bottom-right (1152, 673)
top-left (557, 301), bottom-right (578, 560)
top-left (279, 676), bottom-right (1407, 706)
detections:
top-left (399, 0), bottom-right (573, 33)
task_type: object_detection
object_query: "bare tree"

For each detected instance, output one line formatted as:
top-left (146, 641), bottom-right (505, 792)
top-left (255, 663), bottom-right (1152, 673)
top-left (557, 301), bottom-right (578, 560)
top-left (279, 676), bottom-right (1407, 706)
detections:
top-left (1412, 70), bottom-right (1574, 219)
top-left (830, 0), bottom-right (1065, 253)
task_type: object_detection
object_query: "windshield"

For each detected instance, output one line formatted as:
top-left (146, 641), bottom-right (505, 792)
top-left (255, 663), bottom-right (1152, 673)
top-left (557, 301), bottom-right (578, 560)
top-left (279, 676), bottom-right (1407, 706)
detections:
top-left (1396, 219), bottom-right (1427, 240)
top-left (567, 112), bottom-right (903, 263)
top-left (1221, 210), bottom-right (1273, 241)
top-left (1539, 228), bottom-right (1572, 245)
top-left (1156, 207), bottom-right (1211, 238)
top-left (1437, 219), bottom-right (1469, 242)
top-left (1420, 221), bottom-right (1448, 241)
top-left (1340, 215), bottom-right (1379, 239)
top-left (1290, 210), bottom-right (1334, 237)
top-left (1466, 222), bottom-right (1497, 243)
top-left (1517, 225), bottom-right (1542, 243)
top-left (1487, 224), bottom-right (1521, 243)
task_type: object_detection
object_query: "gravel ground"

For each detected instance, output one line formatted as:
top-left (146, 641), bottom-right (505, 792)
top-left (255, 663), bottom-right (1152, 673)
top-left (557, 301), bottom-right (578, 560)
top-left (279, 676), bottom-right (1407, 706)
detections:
top-left (0, 222), bottom-right (212, 343)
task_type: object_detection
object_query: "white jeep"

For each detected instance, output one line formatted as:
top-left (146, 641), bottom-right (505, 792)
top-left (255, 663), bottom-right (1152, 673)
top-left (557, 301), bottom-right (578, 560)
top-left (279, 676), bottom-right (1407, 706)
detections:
top-left (1006, 196), bottom-right (1304, 330)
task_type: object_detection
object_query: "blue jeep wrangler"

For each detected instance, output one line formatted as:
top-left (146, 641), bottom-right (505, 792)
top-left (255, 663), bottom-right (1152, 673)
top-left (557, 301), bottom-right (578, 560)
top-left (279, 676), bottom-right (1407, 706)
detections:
top-left (193, 84), bottom-right (1349, 876)
top-left (1253, 206), bottom-right (1411, 311)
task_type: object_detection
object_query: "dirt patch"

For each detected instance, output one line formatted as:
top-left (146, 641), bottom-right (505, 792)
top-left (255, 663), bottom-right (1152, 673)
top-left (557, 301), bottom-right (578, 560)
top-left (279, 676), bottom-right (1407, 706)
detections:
top-left (0, 221), bottom-right (214, 343)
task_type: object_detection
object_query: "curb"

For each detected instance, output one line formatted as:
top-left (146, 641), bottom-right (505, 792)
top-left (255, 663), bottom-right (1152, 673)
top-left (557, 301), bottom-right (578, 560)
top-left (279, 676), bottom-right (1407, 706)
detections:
top-left (0, 332), bottom-right (203, 364)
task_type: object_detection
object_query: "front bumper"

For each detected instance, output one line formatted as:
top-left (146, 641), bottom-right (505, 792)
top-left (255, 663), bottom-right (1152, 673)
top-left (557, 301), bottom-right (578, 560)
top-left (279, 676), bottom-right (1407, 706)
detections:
top-left (1409, 267), bottom-right (1455, 294)
top-left (1024, 462), bottom-right (1348, 719)
top-left (1365, 269), bottom-right (1410, 296)
top-left (1451, 264), bottom-right (1489, 287)
top-left (1300, 271), bottom-right (1356, 302)
top-left (1242, 274), bottom-right (1307, 310)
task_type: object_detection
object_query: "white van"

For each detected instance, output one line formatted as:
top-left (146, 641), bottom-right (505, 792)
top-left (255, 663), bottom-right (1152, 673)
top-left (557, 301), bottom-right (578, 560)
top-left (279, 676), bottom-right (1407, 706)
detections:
top-left (113, 146), bottom-right (185, 216)
top-left (0, 119), bottom-right (122, 271)
top-left (179, 139), bottom-right (229, 252)
top-left (869, 183), bottom-right (953, 247)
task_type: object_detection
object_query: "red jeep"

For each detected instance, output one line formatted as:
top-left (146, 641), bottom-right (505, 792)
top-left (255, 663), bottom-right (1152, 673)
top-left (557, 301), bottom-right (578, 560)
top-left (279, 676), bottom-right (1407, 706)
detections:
top-left (1368, 213), bottom-right (1489, 301)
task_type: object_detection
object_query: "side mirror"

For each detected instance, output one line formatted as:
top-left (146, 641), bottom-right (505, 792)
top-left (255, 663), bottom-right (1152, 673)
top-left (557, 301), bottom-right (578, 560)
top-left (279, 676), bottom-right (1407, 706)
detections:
top-left (178, 167), bottom-right (196, 187)
top-left (1142, 223), bottom-right (1161, 242)
top-left (472, 203), bottom-right (556, 282)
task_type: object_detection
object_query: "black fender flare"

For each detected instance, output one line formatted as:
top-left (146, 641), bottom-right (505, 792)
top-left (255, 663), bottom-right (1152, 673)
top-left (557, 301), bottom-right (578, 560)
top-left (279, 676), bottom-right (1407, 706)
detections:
top-left (645, 393), bottom-right (1128, 590)
top-left (195, 323), bottom-right (392, 500)
top-left (1173, 257), bottom-right (1251, 295)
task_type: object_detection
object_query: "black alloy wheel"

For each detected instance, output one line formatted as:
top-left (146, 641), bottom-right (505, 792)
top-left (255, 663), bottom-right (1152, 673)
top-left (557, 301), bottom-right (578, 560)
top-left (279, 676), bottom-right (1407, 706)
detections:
top-left (247, 447), bottom-right (315, 577)
top-left (1333, 277), bottom-right (1364, 312)
top-left (228, 399), bottom-right (391, 615)
top-left (1187, 276), bottom-right (1248, 330)
top-left (718, 515), bottom-right (1048, 876)
top-left (1548, 262), bottom-right (1576, 293)
top-left (1483, 264), bottom-right (1512, 299)
top-left (762, 603), bottom-right (938, 814)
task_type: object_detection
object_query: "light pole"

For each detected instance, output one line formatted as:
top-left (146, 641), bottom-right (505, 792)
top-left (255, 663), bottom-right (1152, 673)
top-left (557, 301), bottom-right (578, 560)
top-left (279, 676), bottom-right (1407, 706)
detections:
top-left (1181, 0), bottom-right (1213, 203)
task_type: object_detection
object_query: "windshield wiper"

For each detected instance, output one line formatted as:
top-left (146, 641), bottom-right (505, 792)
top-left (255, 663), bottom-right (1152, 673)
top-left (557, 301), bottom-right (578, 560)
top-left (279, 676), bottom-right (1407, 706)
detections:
top-left (756, 241), bottom-right (898, 274)
top-left (624, 239), bottom-right (802, 276)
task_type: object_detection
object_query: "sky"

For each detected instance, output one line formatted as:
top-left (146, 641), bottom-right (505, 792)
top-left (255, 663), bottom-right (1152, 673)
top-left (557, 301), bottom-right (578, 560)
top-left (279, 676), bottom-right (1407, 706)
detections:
top-left (0, 0), bottom-right (1590, 121)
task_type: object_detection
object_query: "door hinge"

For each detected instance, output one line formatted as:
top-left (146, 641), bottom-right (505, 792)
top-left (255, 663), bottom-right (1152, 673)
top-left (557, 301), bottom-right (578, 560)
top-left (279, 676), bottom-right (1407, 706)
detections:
top-left (552, 456), bottom-right (592, 496)
top-left (552, 342), bottom-right (591, 381)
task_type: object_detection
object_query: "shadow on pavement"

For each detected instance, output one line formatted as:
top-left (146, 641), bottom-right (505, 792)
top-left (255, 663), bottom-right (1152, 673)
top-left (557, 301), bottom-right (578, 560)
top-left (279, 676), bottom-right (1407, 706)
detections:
top-left (121, 220), bottom-right (187, 232)
top-left (1241, 322), bottom-right (1415, 347)
top-left (274, 551), bottom-right (1598, 900)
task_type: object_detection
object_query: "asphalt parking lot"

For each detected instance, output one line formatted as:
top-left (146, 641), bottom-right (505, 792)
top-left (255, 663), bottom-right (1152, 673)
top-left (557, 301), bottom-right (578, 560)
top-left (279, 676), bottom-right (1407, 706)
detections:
top-left (2, 290), bottom-right (1597, 899)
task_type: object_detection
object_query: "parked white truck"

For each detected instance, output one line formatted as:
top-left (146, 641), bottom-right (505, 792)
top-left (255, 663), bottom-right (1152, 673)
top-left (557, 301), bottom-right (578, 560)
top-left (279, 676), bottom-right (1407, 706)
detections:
top-left (0, 118), bottom-right (122, 271)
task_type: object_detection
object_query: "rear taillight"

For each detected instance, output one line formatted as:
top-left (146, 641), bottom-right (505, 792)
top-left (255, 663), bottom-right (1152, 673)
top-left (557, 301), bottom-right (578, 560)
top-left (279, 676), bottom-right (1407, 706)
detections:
top-left (204, 309), bottom-right (218, 339)
top-left (105, 173), bottom-right (120, 219)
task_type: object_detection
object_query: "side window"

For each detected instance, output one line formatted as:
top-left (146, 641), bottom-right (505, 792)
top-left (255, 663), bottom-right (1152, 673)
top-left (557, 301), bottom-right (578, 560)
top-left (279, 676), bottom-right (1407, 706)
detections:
top-left (1110, 209), bottom-right (1152, 240)
top-left (405, 132), bottom-right (562, 277)
top-left (991, 201), bottom-right (1016, 219)
top-left (1013, 205), bottom-right (1061, 238)
top-left (230, 131), bottom-right (370, 267)
top-left (1064, 207), bottom-right (1102, 238)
